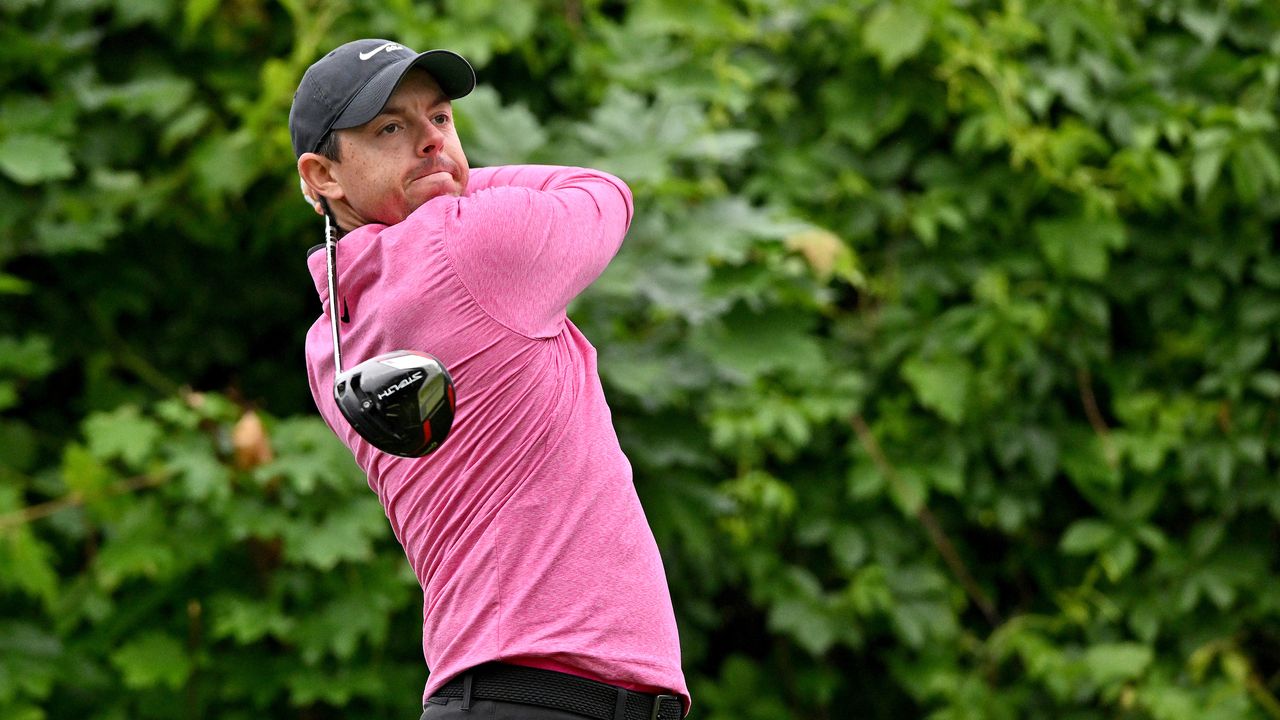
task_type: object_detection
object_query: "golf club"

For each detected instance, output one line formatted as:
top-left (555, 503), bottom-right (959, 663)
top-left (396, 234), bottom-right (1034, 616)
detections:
top-left (321, 198), bottom-right (456, 457)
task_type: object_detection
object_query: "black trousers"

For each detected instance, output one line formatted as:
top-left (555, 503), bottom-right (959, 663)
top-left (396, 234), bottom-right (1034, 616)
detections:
top-left (421, 697), bottom-right (587, 719)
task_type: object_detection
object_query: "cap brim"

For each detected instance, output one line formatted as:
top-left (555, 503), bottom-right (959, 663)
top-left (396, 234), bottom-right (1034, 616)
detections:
top-left (331, 50), bottom-right (475, 131)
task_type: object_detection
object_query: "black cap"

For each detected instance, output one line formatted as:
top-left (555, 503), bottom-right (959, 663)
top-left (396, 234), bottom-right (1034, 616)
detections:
top-left (289, 39), bottom-right (475, 158)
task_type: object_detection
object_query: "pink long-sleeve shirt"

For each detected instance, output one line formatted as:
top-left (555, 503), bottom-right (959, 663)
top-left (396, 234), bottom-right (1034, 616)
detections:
top-left (303, 165), bottom-right (688, 709)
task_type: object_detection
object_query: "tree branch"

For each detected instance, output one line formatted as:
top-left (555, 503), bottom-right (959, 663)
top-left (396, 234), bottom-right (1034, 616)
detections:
top-left (0, 472), bottom-right (170, 532)
top-left (851, 414), bottom-right (1003, 628)
top-left (1076, 366), bottom-right (1118, 468)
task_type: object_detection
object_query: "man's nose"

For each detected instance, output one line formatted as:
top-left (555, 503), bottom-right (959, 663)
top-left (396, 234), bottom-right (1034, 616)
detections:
top-left (417, 120), bottom-right (444, 156)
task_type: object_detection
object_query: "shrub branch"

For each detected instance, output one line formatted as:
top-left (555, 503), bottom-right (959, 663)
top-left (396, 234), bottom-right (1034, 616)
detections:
top-left (852, 414), bottom-right (1003, 627)
top-left (0, 473), bottom-right (170, 532)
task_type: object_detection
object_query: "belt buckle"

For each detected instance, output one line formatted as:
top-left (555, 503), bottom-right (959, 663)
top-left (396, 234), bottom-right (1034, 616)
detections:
top-left (651, 693), bottom-right (679, 720)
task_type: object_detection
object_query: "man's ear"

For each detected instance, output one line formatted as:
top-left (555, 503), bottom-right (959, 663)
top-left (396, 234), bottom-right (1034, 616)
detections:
top-left (297, 151), bottom-right (345, 213)
top-left (298, 177), bottom-right (323, 215)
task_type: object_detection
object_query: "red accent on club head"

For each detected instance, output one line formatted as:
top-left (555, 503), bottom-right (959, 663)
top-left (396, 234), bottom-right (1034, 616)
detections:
top-left (447, 383), bottom-right (456, 410)
top-left (421, 419), bottom-right (432, 442)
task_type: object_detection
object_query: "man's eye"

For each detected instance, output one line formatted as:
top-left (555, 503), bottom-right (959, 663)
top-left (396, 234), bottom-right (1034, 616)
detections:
top-left (380, 123), bottom-right (401, 135)
top-left (432, 114), bottom-right (449, 126)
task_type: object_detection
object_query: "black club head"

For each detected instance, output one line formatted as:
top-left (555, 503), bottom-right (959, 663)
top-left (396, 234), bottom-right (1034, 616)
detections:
top-left (334, 351), bottom-right (456, 457)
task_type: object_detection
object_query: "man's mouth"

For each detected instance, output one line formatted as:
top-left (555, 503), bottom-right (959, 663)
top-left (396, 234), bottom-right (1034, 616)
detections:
top-left (411, 165), bottom-right (453, 183)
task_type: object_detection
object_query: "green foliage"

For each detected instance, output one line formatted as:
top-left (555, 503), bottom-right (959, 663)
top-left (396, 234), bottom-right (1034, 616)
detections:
top-left (3, 0), bottom-right (1280, 718)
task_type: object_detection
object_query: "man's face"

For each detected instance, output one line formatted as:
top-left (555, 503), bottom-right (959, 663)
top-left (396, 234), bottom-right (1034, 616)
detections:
top-left (327, 69), bottom-right (470, 226)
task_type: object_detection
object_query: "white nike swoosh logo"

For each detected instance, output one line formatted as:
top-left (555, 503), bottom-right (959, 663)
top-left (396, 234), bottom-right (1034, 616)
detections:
top-left (359, 43), bottom-right (403, 61)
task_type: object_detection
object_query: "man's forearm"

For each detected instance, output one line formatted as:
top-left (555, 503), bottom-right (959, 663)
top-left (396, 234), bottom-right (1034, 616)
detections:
top-left (465, 164), bottom-right (633, 235)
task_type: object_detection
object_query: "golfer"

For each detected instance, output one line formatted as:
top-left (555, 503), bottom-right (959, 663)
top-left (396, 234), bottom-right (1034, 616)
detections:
top-left (289, 39), bottom-right (688, 720)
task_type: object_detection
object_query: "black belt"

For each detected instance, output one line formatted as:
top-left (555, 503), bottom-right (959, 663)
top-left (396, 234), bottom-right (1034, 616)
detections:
top-left (432, 662), bottom-right (683, 720)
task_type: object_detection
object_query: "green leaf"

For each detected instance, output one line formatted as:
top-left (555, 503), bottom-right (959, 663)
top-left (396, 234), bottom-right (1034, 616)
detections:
top-left (1023, 426), bottom-right (1061, 482)
top-left (901, 354), bottom-right (972, 424)
top-left (160, 106), bottom-right (212, 153)
top-left (1249, 371), bottom-right (1280, 398)
top-left (281, 498), bottom-right (385, 570)
top-left (166, 438), bottom-right (231, 501)
top-left (1034, 214), bottom-right (1127, 280)
top-left (890, 598), bottom-right (956, 648)
top-left (1189, 521), bottom-right (1225, 558)
top-left (1229, 136), bottom-right (1280, 202)
top-left (61, 443), bottom-right (115, 496)
top-left (1083, 642), bottom-right (1153, 685)
top-left (571, 88), bottom-right (699, 183)
top-left (457, 86), bottom-right (548, 166)
top-left (0, 487), bottom-right (59, 605)
top-left (183, 0), bottom-right (220, 34)
top-left (0, 0), bottom-right (43, 12)
top-left (285, 665), bottom-right (388, 706)
top-left (1179, 7), bottom-right (1226, 44)
top-left (1059, 519), bottom-right (1115, 554)
top-left (192, 129), bottom-right (261, 197)
top-left (692, 305), bottom-right (825, 382)
top-left (1, 379), bottom-right (24, 413)
top-left (847, 461), bottom-right (884, 500)
top-left (296, 591), bottom-right (397, 663)
top-left (0, 620), bottom-right (62, 700)
top-left (111, 0), bottom-right (174, 27)
top-left (0, 335), bottom-right (55, 378)
top-left (73, 72), bottom-right (194, 120)
top-left (0, 95), bottom-right (76, 137)
top-left (1190, 128), bottom-right (1231, 198)
top-left (34, 212), bottom-right (123, 254)
top-left (1123, 430), bottom-right (1169, 472)
top-left (768, 597), bottom-right (837, 656)
top-left (82, 405), bottom-right (162, 467)
top-left (1184, 276), bottom-right (1224, 309)
top-left (928, 460), bottom-right (964, 495)
top-left (1061, 432), bottom-right (1121, 489)
top-left (1100, 537), bottom-right (1138, 581)
top-left (109, 632), bottom-right (192, 689)
top-left (862, 4), bottom-right (931, 72)
top-left (830, 526), bottom-right (868, 571)
top-left (254, 417), bottom-right (361, 493)
top-left (0, 273), bottom-right (33, 294)
top-left (92, 497), bottom-right (179, 588)
top-left (0, 134), bottom-right (75, 185)
top-left (888, 465), bottom-right (927, 515)
top-left (0, 420), bottom-right (37, 471)
top-left (210, 595), bottom-right (295, 644)
top-left (0, 706), bottom-right (42, 720)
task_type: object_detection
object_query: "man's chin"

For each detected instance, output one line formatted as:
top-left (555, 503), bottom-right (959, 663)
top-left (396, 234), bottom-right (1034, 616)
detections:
top-left (410, 174), bottom-right (462, 201)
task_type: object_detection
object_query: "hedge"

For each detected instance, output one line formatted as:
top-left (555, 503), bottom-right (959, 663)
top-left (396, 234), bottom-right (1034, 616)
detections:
top-left (2, 1), bottom-right (1279, 718)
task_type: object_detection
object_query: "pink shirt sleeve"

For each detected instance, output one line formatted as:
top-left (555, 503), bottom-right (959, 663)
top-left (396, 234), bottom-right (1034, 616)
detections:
top-left (444, 165), bottom-right (633, 338)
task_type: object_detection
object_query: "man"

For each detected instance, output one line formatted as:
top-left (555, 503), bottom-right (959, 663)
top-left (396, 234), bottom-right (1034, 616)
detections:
top-left (289, 39), bottom-right (688, 720)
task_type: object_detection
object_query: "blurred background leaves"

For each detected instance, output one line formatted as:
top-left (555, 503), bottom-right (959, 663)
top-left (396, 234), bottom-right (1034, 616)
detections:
top-left (2, 0), bottom-right (1280, 718)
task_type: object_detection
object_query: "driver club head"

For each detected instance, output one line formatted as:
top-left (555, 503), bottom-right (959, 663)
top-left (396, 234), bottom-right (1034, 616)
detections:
top-left (333, 350), bottom-right (456, 457)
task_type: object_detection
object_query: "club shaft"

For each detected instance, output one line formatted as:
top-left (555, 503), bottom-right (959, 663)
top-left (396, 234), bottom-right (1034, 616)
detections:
top-left (323, 205), bottom-right (344, 375)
